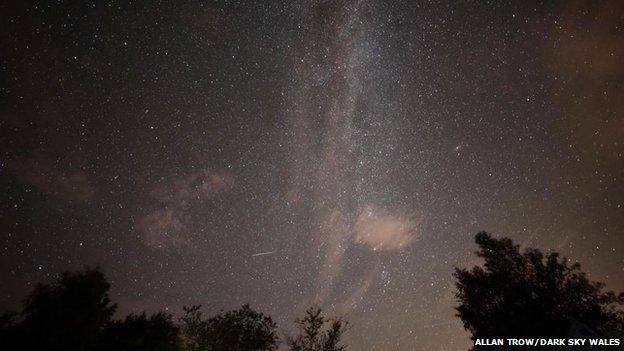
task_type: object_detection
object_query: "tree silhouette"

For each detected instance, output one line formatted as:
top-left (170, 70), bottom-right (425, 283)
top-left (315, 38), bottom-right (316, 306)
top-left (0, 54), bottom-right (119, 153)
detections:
top-left (1, 268), bottom-right (300, 351)
top-left (99, 312), bottom-right (182, 351)
top-left (179, 305), bottom-right (211, 351)
top-left (4, 268), bottom-right (117, 351)
top-left (0, 312), bottom-right (17, 348)
top-left (287, 307), bottom-right (347, 351)
top-left (180, 304), bottom-right (278, 351)
top-left (455, 231), bottom-right (624, 348)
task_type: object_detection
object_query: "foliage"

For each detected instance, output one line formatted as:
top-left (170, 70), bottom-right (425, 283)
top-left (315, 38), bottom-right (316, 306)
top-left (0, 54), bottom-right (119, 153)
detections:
top-left (455, 231), bottom-right (624, 346)
top-left (179, 305), bottom-right (211, 351)
top-left (99, 312), bottom-right (182, 351)
top-left (0, 268), bottom-right (350, 351)
top-left (287, 307), bottom-right (347, 351)
top-left (2, 268), bottom-right (117, 351)
top-left (180, 304), bottom-right (278, 351)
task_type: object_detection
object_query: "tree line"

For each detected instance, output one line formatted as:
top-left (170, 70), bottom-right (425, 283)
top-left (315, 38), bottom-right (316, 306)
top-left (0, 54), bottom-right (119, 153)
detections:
top-left (0, 270), bottom-right (347, 351)
top-left (1, 232), bottom-right (623, 350)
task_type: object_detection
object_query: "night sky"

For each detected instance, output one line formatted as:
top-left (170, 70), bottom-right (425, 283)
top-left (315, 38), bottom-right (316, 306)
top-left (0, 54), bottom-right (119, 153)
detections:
top-left (2, 1), bottom-right (623, 350)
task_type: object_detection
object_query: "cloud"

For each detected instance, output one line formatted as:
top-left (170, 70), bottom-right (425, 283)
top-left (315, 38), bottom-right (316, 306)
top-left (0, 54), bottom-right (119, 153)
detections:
top-left (340, 262), bottom-right (379, 312)
top-left (137, 208), bottom-right (187, 248)
top-left (151, 170), bottom-right (233, 204)
top-left (354, 205), bottom-right (418, 251)
top-left (8, 154), bottom-right (95, 203)
top-left (137, 170), bottom-right (233, 249)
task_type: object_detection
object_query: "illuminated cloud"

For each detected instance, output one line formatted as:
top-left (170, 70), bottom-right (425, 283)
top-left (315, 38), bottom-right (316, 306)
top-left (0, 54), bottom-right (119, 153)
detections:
top-left (354, 205), bottom-right (417, 251)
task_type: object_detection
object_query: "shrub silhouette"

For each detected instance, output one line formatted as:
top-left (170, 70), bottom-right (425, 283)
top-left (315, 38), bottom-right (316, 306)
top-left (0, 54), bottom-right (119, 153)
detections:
top-left (287, 306), bottom-right (348, 351)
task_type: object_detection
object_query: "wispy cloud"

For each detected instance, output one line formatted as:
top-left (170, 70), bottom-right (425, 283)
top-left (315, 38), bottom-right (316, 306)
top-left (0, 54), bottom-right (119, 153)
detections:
top-left (8, 154), bottom-right (95, 203)
top-left (137, 207), bottom-right (187, 248)
top-left (137, 170), bottom-right (233, 249)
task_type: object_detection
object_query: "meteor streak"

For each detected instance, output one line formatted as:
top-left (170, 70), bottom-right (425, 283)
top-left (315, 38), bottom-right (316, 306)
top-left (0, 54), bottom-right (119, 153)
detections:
top-left (251, 251), bottom-right (277, 257)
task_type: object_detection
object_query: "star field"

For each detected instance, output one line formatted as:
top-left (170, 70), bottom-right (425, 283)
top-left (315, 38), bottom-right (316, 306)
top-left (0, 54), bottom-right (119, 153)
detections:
top-left (2, 1), bottom-right (623, 350)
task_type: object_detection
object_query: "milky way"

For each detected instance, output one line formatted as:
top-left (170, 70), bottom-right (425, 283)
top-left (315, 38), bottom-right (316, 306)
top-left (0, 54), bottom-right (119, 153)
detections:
top-left (2, 1), bottom-right (624, 350)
